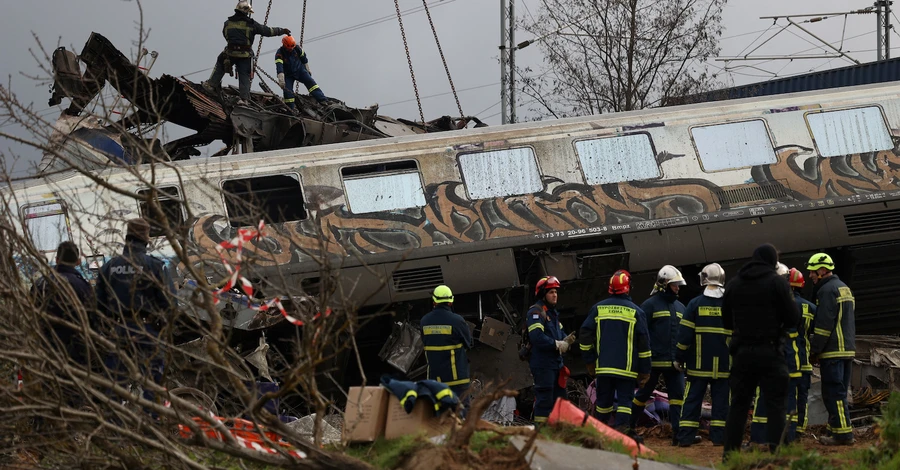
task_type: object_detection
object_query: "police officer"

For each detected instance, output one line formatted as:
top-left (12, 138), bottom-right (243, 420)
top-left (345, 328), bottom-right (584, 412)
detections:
top-left (420, 285), bottom-right (474, 400)
top-left (788, 267), bottom-right (817, 434)
top-left (750, 263), bottom-right (807, 445)
top-left (632, 265), bottom-right (687, 443)
top-left (203, 1), bottom-right (291, 103)
top-left (722, 244), bottom-right (799, 457)
top-left (276, 35), bottom-right (327, 106)
top-left (97, 218), bottom-right (176, 404)
top-left (674, 263), bottom-right (730, 447)
top-left (807, 252), bottom-right (856, 446)
top-left (579, 270), bottom-right (651, 431)
top-left (526, 276), bottom-right (570, 424)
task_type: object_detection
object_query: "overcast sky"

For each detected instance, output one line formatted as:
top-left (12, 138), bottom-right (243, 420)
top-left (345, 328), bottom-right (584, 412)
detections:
top-left (0, 0), bottom-right (890, 176)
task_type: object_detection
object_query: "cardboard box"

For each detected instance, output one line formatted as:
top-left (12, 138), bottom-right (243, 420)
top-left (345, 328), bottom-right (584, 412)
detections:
top-left (479, 317), bottom-right (511, 351)
top-left (384, 394), bottom-right (452, 440)
top-left (343, 386), bottom-right (390, 442)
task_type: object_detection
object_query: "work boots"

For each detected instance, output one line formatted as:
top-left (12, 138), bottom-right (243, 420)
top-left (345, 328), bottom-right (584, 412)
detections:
top-left (819, 435), bottom-right (855, 446)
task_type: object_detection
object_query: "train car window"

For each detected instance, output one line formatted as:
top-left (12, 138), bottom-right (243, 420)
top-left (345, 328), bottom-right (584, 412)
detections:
top-left (691, 120), bottom-right (777, 172)
top-left (22, 202), bottom-right (71, 252)
top-left (575, 134), bottom-right (660, 185)
top-left (138, 187), bottom-right (186, 238)
top-left (458, 147), bottom-right (542, 199)
top-left (222, 174), bottom-right (307, 228)
top-left (806, 106), bottom-right (894, 157)
top-left (341, 161), bottom-right (426, 214)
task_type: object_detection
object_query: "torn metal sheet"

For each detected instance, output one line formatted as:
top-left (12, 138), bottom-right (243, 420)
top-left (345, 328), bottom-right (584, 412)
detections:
top-left (378, 322), bottom-right (424, 374)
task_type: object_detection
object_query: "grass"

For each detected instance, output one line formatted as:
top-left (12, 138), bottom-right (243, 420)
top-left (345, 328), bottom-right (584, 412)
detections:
top-left (337, 434), bottom-right (433, 469)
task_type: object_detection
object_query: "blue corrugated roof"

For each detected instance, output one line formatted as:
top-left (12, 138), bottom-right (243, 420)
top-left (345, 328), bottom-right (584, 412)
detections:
top-left (669, 58), bottom-right (900, 106)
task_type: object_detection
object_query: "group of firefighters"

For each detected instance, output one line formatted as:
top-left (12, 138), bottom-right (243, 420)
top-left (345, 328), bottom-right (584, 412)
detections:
top-left (202, 1), bottom-right (327, 108)
top-left (421, 243), bottom-right (856, 460)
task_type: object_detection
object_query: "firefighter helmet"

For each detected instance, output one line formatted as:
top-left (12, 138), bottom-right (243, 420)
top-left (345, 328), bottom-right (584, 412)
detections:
top-left (234, 1), bottom-right (254, 14)
top-left (608, 270), bottom-right (631, 295)
top-left (535, 276), bottom-right (561, 297)
top-left (282, 35), bottom-right (296, 50)
top-left (806, 252), bottom-right (835, 271)
top-left (653, 265), bottom-right (686, 294)
top-left (432, 285), bottom-right (454, 304)
top-left (699, 263), bottom-right (725, 287)
top-left (776, 262), bottom-right (789, 276)
top-left (789, 268), bottom-right (805, 288)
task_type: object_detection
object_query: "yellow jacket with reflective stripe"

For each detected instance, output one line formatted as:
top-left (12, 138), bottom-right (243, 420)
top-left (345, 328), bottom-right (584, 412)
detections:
top-left (578, 295), bottom-right (651, 379)
top-left (421, 304), bottom-right (473, 387)
top-left (810, 275), bottom-right (855, 360)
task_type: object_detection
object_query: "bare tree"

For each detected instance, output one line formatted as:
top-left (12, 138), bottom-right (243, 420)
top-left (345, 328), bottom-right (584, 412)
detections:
top-left (516, 0), bottom-right (725, 119)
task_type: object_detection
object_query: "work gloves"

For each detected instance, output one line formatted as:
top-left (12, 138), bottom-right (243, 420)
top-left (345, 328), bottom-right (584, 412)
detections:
top-left (555, 340), bottom-right (569, 354)
top-left (277, 73), bottom-right (285, 88)
top-left (278, 27), bottom-right (292, 36)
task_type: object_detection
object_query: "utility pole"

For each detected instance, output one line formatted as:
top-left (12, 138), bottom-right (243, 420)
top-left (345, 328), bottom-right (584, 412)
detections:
top-left (876, 0), bottom-right (893, 60)
top-left (500, 0), bottom-right (509, 124)
top-left (509, 0), bottom-right (516, 123)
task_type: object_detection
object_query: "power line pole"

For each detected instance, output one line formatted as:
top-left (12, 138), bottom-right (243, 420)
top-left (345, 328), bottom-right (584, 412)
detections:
top-left (500, 0), bottom-right (509, 124)
top-left (509, 0), bottom-right (517, 123)
top-left (876, 0), bottom-right (893, 60)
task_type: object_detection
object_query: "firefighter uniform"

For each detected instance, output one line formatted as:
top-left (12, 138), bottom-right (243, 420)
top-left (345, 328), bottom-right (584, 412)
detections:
top-left (751, 316), bottom-right (806, 444)
top-left (527, 300), bottom-right (568, 422)
top-left (810, 273), bottom-right (856, 442)
top-left (275, 46), bottom-right (326, 105)
top-left (579, 294), bottom-right (651, 429)
top-left (796, 295), bottom-right (817, 433)
top-left (675, 293), bottom-right (731, 446)
top-left (421, 302), bottom-right (474, 397)
top-left (632, 290), bottom-right (686, 434)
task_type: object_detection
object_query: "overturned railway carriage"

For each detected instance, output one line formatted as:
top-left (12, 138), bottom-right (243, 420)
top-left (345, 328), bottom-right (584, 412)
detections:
top-left (7, 82), bottom-right (900, 389)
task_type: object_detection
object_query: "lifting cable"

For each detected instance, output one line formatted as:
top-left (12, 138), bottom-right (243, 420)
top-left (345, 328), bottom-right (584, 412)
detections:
top-left (253, 0), bottom-right (275, 78)
top-left (421, 0), bottom-right (464, 119)
top-left (394, 0), bottom-right (425, 123)
top-left (296, 0), bottom-right (308, 95)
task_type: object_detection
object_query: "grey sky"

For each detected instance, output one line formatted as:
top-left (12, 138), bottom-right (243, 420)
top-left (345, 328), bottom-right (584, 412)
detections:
top-left (0, 0), bottom-right (888, 176)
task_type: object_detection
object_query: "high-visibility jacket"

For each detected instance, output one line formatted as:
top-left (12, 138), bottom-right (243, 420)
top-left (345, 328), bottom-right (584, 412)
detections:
top-left (676, 293), bottom-right (731, 379)
top-left (420, 305), bottom-right (473, 387)
top-left (222, 12), bottom-right (283, 59)
top-left (579, 294), bottom-right (651, 379)
top-left (526, 300), bottom-right (566, 369)
top-left (810, 275), bottom-right (855, 360)
top-left (275, 46), bottom-right (309, 76)
top-left (796, 293), bottom-right (817, 373)
top-left (639, 291), bottom-right (686, 368)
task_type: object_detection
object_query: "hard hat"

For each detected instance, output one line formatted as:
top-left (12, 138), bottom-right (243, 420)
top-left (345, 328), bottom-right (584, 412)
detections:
top-left (432, 285), bottom-right (454, 304)
top-left (775, 262), bottom-right (789, 277)
top-left (282, 35), bottom-right (296, 50)
top-left (699, 263), bottom-right (725, 287)
top-left (788, 268), bottom-right (805, 289)
top-left (653, 265), bottom-right (686, 294)
top-left (535, 276), bottom-right (561, 297)
top-left (608, 270), bottom-right (631, 295)
top-left (806, 252), bottom-right (835, 271)
top-left (234, 0), bottom-right (254, 14)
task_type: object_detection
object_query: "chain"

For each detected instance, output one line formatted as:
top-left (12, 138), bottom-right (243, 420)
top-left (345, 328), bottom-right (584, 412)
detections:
top-left (421, 0), bottom-right (464, 119)
top-left (253, 0), bottom-right (275, 75)
top-left (394, 0), bottom-right (425, 123)
top-left (300, 0), bottom-right (308, 48)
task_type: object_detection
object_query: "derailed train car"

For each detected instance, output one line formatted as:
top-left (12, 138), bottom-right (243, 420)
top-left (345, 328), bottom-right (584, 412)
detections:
top-left (6, 80), bottom-right (900, 392)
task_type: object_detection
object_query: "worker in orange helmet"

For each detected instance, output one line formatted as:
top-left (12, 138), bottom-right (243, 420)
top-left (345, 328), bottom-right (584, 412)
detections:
top-left (525, 276), bottom-right (572, 424)
top-left (275, 35), bottom-right (327, 107)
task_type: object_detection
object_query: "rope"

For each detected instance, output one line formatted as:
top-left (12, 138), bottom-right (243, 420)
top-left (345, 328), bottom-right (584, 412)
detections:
top-left (300, 0), bottom-right (308, 48)
top-left (421, 0), bottom-right (464, 119)
top-left (394, 0), bottom-right (425, 123)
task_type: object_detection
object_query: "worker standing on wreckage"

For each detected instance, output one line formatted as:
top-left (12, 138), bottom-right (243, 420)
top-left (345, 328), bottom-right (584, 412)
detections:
top-left (632, 265), bottom-right (687, 444)
top-left (525, 276), bottom-right (572, 424)
top-left (579, 270), bottom-right (651, 432)
top-left (276, 35), bottom-right (327, 107)
top-left (203, 1), bottom-right (291, 104)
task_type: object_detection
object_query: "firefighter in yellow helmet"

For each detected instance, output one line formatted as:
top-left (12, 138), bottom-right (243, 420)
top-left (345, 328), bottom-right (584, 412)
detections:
top-left (420, 285), bottom-right (474, 400)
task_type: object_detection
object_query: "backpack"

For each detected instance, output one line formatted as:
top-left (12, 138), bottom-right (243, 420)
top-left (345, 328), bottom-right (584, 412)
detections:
top-left (517, 304), bottom-right (542, 361)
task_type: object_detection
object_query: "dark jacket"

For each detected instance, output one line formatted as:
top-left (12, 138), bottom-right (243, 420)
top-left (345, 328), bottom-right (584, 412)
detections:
top-left (31, 264), bottom-right (97, 349)
top-left (640, 290), bottom-right (686, 368)
top-left (579, 294), bottom-right (651, 379)
top-left (421, 304), bottom-right (473, 387)
top-left (275, 46), bottom-right (309, 76)
top-left (223, 12), bottom-right (285, 58)
top-left (722, 260), bottom-right (799, 347)
top-left (810, 275), bottom-right (855, 359)
top-left (796, 294), bottom-right (817, 373)
top-left (96, 240), bottom-right (176, 325)
top-left (676, 293), bottom-right (731, 379)
top-left (526, 300), bottom-right (567, 369)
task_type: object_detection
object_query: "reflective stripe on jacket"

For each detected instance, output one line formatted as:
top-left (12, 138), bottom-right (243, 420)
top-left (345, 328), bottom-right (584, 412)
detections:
top-left (579, 295), bottom-right (651, 379)
top-left (275, 46), bottom-right (308, 75)
top-left (527, 300), bottom-right (566, 369)
top-left (810, 275), bottom-right (855, 359)
top-left (420, 305), bottom-right (473, 387)
top-left (639, 291), bottom-right (686, 368)
top-left (222, 12), bottom-right (281, 58)
top-left (797, 294), bottom-right (817, 372)
top-left (676, 293), bottom-right (731, 379)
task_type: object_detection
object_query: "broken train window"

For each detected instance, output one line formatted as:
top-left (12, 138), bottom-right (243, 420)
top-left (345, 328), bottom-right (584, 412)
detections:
top-left (22, 202), bottom-right (71, 252)
top-left (341, 160), bottom-right (426, 214)
top-left (138, 187), bottom-right (186, 238)
top-left (222, 174), bottom-right (307, 228)
top-left (458, 147), bottom-right (543, 199)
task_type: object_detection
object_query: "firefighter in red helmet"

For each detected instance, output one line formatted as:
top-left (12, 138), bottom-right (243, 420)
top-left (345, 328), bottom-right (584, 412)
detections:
top-left (526, 276), bottom-right (571, 423)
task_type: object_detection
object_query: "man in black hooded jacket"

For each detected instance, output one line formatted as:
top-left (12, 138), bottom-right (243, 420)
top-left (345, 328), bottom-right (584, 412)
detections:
top-left (721, 244), bottom-right (800, 458)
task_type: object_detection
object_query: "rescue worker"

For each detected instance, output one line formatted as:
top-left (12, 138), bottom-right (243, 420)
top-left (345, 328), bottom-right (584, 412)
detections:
top-left (526, 276), bottom-right (570, 424)
top-left (789, 268), bottom-right (817, 434)
top-left (750, 263), bottom-right (806, 445)
top-left (203, 1), bottom-right (291, 104)
top-left (579, 270), bottom-right (651, 431)
top-left (632, 265), bottom-right (688, 444)
top-left (420, 285), bottom-right (474, 400)
top-left (275, 35), bottom-right (327, 107)
top-left (96, 218), bottom-right (176, 404)
top-left (30, 241), bottom-right (96, 366)
top-left (722, 244), bottom-right (799, 457)
top-left (674, 263), bottom-right (730, 447)
top-left (807, 252), bottom-right (856, 445)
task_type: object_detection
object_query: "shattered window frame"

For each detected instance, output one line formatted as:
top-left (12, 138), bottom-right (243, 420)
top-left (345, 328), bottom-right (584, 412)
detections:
top-left (805, 106), bottom-right (894, 158)
top-left (137, 186), bottom-right (186, 238)
top-left (21, 201), bottom-right (72, 253)
top-left (221, 173), bottom-right (308, 228)
top-left (574, 132), bottom-right (661, 185)
top-left (457, 147), bottom-right (543, 200)
top-left (340, 160), bottom-right (427, 214)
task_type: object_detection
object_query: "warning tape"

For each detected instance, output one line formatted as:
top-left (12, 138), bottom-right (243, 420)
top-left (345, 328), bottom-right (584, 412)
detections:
top-left (178, 416), bottom-right (307, 459)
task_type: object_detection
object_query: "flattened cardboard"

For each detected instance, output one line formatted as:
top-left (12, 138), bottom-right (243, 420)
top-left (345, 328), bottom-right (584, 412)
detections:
top-left (383, 394), bottom-right (452, 440)
top-left (479, 317), bottom-right (511, 351)
top-left (343, 386), bottom-right (390, 442)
